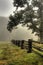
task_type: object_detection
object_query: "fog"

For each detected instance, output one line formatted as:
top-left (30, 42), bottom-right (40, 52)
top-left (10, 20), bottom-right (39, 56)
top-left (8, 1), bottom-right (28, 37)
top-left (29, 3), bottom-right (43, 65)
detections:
top-left (0, 17), bottom-right (38, 41)
top-left (11, 24), bottom-right (38, 41)
top-left (0, 17), bottom-right (11, 41)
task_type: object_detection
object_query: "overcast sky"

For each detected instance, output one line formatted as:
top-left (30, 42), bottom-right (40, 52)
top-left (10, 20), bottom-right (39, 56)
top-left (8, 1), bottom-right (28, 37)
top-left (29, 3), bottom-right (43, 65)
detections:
top-left (0, 0), bottom-right (15, 17)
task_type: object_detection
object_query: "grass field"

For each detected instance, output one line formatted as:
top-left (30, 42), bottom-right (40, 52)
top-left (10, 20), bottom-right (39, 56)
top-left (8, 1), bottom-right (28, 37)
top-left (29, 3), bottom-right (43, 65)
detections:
top-left (0, 42), bottom-right (43, 65)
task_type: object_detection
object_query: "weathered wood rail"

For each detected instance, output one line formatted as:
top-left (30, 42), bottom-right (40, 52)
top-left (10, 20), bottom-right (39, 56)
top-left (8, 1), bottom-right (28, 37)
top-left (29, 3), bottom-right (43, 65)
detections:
top-left (11, 39), bottom-right (43, 56)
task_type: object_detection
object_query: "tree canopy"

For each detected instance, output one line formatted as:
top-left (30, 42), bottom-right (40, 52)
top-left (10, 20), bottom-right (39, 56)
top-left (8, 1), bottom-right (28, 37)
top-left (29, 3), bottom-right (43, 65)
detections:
top-left (7, 0), bottom-right (43, 43)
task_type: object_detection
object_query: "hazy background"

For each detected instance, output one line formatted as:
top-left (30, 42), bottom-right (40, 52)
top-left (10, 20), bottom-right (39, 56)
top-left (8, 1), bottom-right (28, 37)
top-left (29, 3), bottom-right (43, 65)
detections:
top-left (0, 0), bottom-right (14, 17)
top-left (0, 0), bottom-right (38, 41)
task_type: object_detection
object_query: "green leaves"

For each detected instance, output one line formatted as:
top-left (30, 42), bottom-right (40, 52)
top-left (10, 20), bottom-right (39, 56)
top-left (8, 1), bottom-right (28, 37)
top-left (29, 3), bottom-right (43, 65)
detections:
top-left (7, 0), bottom-right (41, 38)
top-left (32, 0), bottom-right (40, 7)
top-left (13, 0), bottom-right (27, 7)
top-left (7, 10), bottom-right (24, 32)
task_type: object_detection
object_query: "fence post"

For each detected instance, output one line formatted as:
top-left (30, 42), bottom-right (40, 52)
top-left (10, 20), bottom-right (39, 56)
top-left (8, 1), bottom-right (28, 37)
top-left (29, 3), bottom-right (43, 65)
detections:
top-left (27, 39), bottom-right (32, 53)
top-left (16, 40), bottom-right (18, 45)
top-left (21, 40), bottom-right (24, 49)
top-left (11, 40), bottom-right (15, 44)
top-left (14, 40), bottom-right (15, 44)
top-left (18, 40), bottom-right (20, 47)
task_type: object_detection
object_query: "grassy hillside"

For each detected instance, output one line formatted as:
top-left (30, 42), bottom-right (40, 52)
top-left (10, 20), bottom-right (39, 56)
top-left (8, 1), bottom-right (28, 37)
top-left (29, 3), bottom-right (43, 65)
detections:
top-left (0, 42), bottom-right (43, 65)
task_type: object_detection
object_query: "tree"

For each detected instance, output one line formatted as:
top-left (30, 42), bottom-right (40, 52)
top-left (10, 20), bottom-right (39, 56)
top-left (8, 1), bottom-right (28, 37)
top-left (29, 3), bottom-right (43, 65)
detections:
top-left (7, 0), bottom-right (43, 43)
top-left (32, 0), bottom-right (43, 43)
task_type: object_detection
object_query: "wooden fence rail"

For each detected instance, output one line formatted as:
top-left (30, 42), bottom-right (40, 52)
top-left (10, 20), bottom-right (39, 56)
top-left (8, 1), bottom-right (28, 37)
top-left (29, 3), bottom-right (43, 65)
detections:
top-left (11, 39), bottom-right (43, 53)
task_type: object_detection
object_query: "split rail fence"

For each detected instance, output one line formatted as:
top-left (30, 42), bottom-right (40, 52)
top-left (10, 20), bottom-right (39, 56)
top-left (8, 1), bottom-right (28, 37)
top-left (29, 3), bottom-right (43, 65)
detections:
top-left (11, 39), bottom-right (43, 57)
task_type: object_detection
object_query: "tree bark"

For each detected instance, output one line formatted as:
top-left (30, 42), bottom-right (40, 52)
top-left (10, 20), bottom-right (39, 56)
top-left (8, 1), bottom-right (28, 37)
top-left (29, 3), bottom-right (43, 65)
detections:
top-left (40, 0), bottom-right (43, 43)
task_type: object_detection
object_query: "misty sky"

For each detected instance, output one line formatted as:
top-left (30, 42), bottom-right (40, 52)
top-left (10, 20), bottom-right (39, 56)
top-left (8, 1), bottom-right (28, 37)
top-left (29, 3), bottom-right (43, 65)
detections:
top-left (0, 0), bottom-right (15, 17)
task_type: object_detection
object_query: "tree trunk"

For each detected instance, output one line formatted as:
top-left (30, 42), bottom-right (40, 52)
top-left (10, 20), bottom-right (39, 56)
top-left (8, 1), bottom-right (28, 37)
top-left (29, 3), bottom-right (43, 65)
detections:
top-left (40, 21), bottom-right (43, 43)
top-left (40, 0), bottom-right (43, 43)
